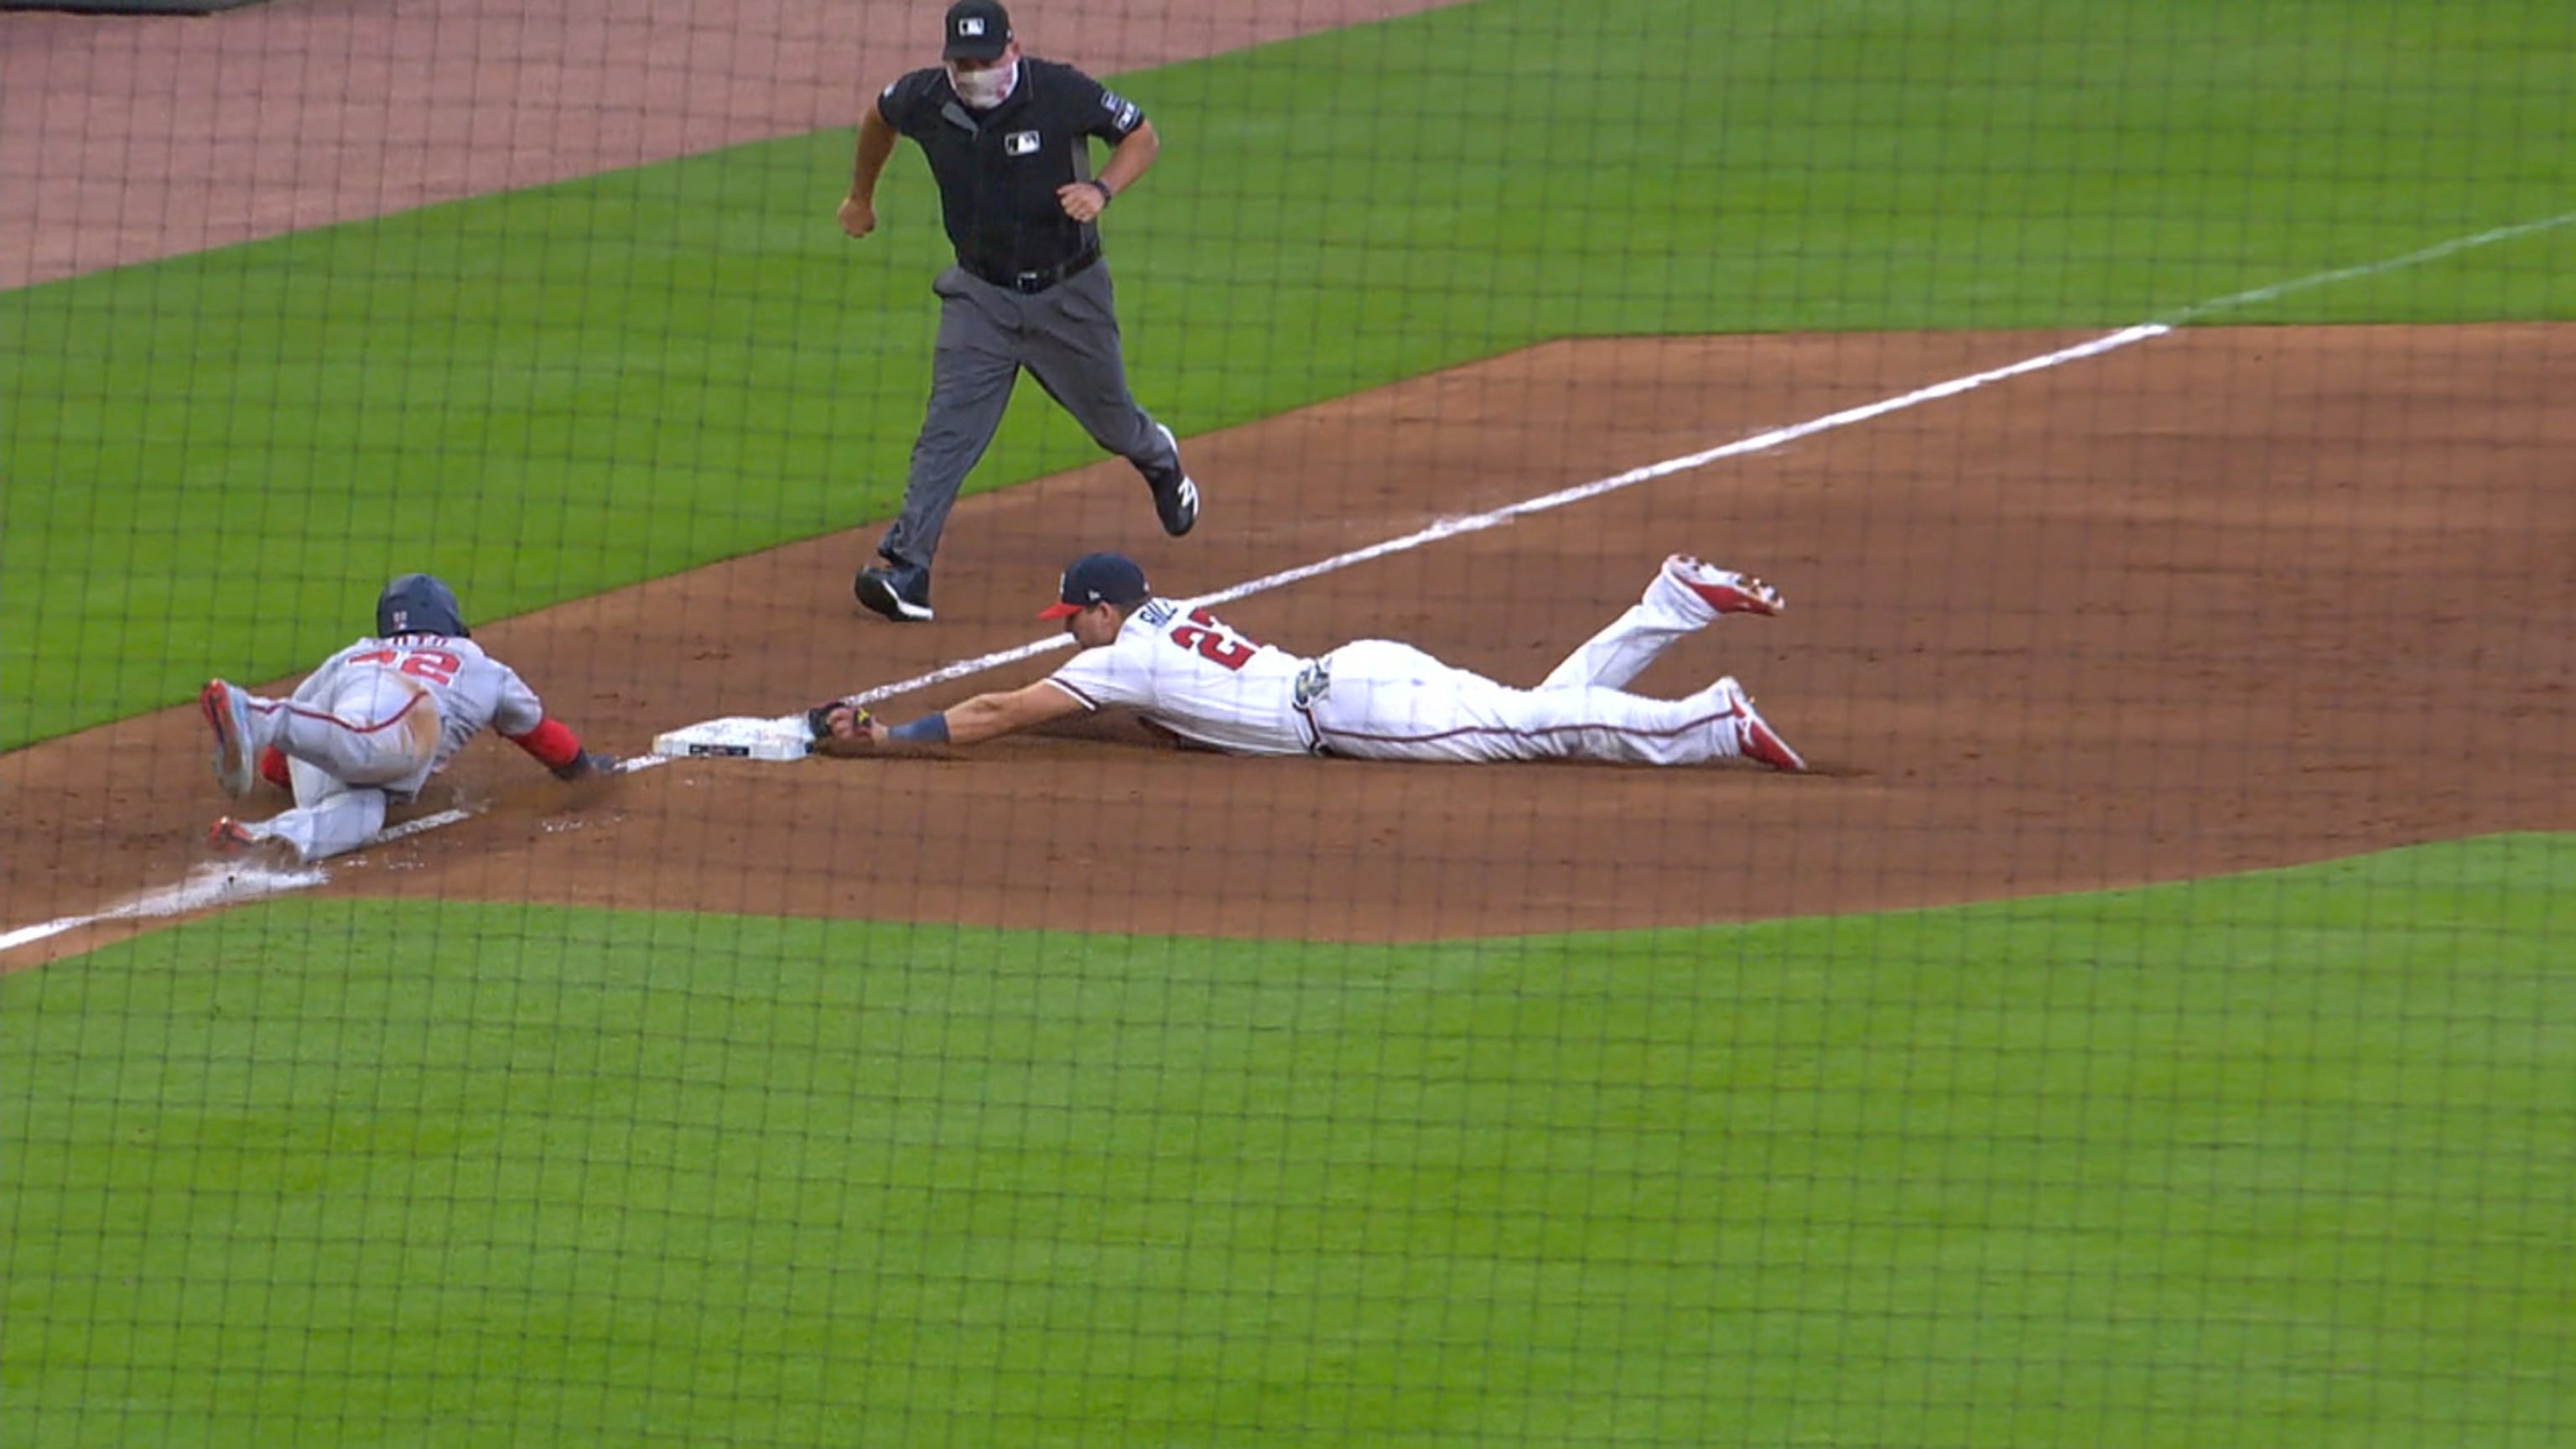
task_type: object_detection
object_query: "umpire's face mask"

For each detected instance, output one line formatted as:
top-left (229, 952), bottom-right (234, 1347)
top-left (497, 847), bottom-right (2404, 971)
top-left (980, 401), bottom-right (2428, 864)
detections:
top-left (948, 56), bottom-right (1020, 110)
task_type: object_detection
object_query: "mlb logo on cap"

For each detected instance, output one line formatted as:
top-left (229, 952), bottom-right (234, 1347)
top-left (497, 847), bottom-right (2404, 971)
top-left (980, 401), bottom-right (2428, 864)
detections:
top-left (1037, 552), bottom-right (1150, 618)
top-left (943, 0), bottom-right (1013, 60)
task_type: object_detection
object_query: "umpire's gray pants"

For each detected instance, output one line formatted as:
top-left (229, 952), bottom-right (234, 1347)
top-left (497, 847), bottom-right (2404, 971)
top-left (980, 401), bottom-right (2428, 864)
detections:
top-left (877, 259), bottom-right (1181, 570)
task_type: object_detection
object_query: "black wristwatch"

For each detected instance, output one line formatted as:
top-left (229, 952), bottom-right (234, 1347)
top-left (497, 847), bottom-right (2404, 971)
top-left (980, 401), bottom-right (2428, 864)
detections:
top-left (1089, 179), bottom-right (1115, 207)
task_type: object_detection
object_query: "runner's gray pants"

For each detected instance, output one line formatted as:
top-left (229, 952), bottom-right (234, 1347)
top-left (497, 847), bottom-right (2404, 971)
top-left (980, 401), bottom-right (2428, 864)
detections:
top-left (877, 259), bottom-right (1182, 569)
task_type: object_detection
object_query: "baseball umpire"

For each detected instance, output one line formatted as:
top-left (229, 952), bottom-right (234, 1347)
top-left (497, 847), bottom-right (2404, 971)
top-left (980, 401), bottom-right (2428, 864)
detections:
top-left (840, 0), bottom-right (1200, 624)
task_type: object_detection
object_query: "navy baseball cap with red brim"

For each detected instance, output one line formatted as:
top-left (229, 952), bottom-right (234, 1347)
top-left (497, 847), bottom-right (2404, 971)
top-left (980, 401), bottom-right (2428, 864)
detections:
top-left (1038, 551), bottom-right (1150, 617)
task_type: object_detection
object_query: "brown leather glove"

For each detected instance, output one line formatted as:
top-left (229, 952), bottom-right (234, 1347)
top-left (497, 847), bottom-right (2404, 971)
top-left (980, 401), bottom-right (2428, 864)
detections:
top-left (805, 701), bottom-right (877, 757)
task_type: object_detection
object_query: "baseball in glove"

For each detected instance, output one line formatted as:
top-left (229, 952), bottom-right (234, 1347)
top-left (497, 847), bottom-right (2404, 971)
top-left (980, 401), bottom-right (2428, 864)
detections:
top-left (806, 699), bottom-right (878, 757)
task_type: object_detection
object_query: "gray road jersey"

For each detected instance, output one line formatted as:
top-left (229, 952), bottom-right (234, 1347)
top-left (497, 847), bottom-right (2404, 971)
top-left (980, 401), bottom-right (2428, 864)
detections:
top-left (293, 635), bottom-right (548, 772)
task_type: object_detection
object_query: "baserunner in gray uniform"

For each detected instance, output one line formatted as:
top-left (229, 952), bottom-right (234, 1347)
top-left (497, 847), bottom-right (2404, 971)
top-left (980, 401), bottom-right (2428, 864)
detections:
top-left (839, 0), bottom-right (1200, 623)
top-left (197, 574), bottom-right (614, 864)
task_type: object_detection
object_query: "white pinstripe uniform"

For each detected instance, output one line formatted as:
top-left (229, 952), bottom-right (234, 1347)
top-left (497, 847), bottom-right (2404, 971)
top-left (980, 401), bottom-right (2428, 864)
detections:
top-left (1042, 567), bottom-right (1781, 766)
top-left (228, 635), bottom-right (548, 860)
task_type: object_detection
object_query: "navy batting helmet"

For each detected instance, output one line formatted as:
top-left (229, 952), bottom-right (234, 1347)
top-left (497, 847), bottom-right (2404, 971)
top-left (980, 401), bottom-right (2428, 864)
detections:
top-left (376, 574), bottom-right (470, 638)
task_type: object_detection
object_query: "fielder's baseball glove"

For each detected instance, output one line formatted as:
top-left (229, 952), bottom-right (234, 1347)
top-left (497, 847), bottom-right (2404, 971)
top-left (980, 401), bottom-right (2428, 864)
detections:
top-left (806, 699), bottom-right (875, 756)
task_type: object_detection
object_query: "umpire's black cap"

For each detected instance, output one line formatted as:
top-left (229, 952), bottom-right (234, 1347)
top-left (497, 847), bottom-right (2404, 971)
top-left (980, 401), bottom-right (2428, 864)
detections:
top-left (1038, 552), bottom-right (1150, 618)
top-left (943, 0), bottom-right (1013, 61)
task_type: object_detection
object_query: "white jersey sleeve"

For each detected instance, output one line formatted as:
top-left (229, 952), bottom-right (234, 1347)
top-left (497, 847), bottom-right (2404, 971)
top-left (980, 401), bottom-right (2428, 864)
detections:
top-left (1046, 619), bottom-right (1162, 713)
top-left (1044, 599), bottom-right (1318, 756)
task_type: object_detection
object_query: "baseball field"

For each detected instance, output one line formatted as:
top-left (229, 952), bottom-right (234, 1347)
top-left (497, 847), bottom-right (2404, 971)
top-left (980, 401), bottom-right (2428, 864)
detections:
top-left (4, 0), bottom-right (2573, 1443)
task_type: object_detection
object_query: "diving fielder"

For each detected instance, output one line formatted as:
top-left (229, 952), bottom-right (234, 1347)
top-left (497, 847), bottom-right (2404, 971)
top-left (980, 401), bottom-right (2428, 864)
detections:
top-left (808, 552), bottom-right (1807, 770)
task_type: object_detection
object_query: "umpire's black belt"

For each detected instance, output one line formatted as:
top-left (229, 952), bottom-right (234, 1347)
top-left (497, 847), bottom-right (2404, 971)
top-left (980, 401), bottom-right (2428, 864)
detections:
top-left (963, 247), bottom-right (1101, 294)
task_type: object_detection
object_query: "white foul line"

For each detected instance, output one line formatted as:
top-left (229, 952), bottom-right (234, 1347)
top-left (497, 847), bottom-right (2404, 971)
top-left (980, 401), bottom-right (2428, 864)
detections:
top-left (0, 861), bottom-right (329, 955)
top-left (2171, 211), bottom-right (2576, 321)
top-left (830, 323), bottom-right (2177, 705)
top-left (8, 212), bottom-right (2568, 957)
top-left (839, 206), bottom-right (2574, 705)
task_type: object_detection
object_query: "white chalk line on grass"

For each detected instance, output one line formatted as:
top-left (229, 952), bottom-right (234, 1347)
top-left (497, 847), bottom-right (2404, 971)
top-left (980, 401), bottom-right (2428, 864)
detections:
top-left (0, 787), bottom-right (673, 955)
top-left (7, 212), bottom-right (2567, 958)
top-left (0, 861), bottom-right (329, 954)
top-left (2171, 210), bottom-right (2576, 322)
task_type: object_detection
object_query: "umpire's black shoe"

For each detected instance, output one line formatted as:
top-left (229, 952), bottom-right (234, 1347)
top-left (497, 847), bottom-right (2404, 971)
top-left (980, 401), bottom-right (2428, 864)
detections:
top-left (1152, 475), bottom-right (1200, 538)
top-left (853, 560), bottom-right (933, 623)
top-left (1145, 422), bottom-right (1200, 538)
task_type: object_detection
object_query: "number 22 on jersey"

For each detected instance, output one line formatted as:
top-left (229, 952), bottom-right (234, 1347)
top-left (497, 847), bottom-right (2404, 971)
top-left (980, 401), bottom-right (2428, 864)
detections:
top-left (1166, 608), bottom-right (1259, 671)
top-left (351, 645), bottom-right (462, 687)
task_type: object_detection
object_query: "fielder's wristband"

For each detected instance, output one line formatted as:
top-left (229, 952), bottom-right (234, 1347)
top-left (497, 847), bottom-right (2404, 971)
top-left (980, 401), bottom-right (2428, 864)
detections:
top-left (887, 713), bottom-right (951, 745)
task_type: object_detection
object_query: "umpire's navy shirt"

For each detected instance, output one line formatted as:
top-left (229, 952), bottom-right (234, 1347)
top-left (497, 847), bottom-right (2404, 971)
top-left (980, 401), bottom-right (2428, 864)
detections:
top-left (878, 59), bottom-right (1145, 277)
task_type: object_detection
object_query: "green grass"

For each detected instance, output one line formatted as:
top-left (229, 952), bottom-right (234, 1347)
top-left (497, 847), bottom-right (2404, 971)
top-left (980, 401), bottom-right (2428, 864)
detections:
top-left (6, 834), bottom-right (2572, 1446)
top-left (6, 0), bottom-right (2574, 746)
top-left (9, 8), bottom-right (2568, 1440)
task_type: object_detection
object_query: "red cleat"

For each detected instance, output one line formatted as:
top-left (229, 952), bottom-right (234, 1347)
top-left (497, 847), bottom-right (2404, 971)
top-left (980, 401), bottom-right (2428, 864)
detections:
top-left (200, 679), bottom-right (257, 797)
top-left (1711, 677), bottom-right (1806, 772)
top-left (1658, 555), bottom-right (1784, 618)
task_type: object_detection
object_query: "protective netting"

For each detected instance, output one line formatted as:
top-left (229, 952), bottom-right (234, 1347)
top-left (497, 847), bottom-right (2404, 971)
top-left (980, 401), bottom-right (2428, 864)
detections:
top-left (4, 1), bottom-right (2570, 1443)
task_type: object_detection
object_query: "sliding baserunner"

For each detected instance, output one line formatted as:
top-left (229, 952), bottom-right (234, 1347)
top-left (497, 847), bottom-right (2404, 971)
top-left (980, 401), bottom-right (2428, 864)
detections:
top-left (198, 574), bottom-right (615, 863)
top-left (807, 551), bottom-right (1807, 770)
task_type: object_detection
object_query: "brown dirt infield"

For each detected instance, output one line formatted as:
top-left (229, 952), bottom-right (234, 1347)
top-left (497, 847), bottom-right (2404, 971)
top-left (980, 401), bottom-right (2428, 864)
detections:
top-left (8, 324), bottom-right (2573, 965)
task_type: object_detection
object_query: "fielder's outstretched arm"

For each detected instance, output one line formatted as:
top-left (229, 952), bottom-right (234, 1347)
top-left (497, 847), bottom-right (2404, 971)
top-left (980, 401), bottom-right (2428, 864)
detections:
top-left (813, 678), bottom-right (1083, 756)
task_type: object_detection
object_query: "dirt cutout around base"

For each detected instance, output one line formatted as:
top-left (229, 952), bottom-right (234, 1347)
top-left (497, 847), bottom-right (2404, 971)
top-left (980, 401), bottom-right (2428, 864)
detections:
top-left (8, 325), bottom-right (2573, 963)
